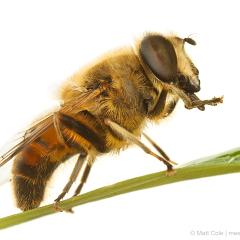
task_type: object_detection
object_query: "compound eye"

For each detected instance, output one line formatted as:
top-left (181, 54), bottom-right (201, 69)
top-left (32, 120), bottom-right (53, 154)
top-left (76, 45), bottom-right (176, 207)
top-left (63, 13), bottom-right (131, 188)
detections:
top-left (140, 35), bottom-right (177, 83)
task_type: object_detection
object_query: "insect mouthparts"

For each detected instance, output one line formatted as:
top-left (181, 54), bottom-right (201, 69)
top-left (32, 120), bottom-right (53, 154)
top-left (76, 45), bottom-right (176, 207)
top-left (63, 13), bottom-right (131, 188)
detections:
top-left (177, 75), bottom-right (200, 93)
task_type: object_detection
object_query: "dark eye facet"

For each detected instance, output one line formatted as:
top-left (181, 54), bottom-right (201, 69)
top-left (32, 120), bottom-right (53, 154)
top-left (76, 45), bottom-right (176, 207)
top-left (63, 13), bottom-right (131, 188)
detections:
top-left (140, 35), bottom-right (177, 83)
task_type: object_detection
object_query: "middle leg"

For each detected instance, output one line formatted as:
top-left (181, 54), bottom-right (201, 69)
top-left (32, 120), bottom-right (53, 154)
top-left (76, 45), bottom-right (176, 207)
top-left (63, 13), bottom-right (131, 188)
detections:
top-left (105, 119), bottom-right (176, 172)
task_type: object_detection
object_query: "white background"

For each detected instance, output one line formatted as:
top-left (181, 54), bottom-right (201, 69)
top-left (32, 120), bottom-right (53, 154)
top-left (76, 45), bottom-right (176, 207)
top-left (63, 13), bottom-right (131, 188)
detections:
top-left (0, 0), bottom-right (240, 239)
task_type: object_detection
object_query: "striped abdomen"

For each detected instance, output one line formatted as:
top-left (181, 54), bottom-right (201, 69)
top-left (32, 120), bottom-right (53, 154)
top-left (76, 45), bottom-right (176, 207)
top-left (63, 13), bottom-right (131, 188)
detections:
top-left (13, 111), bottom-right (107, 211)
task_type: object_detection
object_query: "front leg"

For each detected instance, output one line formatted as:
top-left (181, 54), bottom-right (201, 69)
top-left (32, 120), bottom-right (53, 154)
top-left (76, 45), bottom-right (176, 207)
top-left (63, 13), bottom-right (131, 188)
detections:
top-left (185, 96), bottom-right (223, 110)
top-left (147, 88), bottom-right (168, 118)
top-left (168, 84), bottom-right (223, 110)
top-left (147, 88), bottom-right (178, 119)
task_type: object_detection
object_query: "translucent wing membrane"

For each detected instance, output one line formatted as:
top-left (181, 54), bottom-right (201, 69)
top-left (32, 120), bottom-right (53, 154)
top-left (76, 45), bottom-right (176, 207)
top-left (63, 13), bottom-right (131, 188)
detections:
top-left (0, 88), bottom-right (103, 168)
top-left (61, 88), bottom-right (102, 113)
top-left (0, 115), bottom-right (53, 167)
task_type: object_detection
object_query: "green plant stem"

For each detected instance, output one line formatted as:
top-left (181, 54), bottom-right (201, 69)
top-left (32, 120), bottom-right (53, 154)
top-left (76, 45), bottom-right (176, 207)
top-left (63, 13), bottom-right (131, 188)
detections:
top-left (0, 148), bottom-right (240, 229)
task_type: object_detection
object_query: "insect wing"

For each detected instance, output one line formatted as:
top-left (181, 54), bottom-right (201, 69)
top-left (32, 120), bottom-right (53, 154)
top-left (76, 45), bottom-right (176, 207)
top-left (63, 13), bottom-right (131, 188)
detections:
top-left (0, 88), bottom-right (103, 167)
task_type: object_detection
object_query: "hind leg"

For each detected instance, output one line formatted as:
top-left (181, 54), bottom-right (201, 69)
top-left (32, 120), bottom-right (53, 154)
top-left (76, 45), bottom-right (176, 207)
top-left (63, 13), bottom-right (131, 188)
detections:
top-left (73, 154), bottom-right (95, 196)
top-left (54, 153), bottom-right (95, 212)
top-left (54, 152), bottom-right (86, 203)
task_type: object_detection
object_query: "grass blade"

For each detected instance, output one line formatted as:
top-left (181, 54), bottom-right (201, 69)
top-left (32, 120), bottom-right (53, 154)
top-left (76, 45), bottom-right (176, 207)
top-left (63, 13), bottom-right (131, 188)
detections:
top-left (0, 148), bottom-right (240, 229)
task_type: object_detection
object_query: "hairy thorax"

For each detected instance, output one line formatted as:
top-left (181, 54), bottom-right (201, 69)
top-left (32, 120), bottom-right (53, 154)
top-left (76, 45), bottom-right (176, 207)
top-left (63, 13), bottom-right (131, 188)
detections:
top-left (60, 48), bottom-right (176, 151)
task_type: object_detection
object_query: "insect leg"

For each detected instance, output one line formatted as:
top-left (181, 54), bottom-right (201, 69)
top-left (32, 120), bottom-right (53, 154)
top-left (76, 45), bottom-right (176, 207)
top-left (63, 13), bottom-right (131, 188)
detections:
top-left (185, 96), bottom-right (224, 109)
top-left (73, 154), bottom-right (95, 196)
top-left (147, 88), bottom-right (168, 118)
top-left (142, 132), bottom-right (170, 161)
top-left (54, 152), bottom-right (87, 203)
top-left (168, 84), bottom-right (223, 110)
top-left (105, 119), bottom-right (176, 171)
